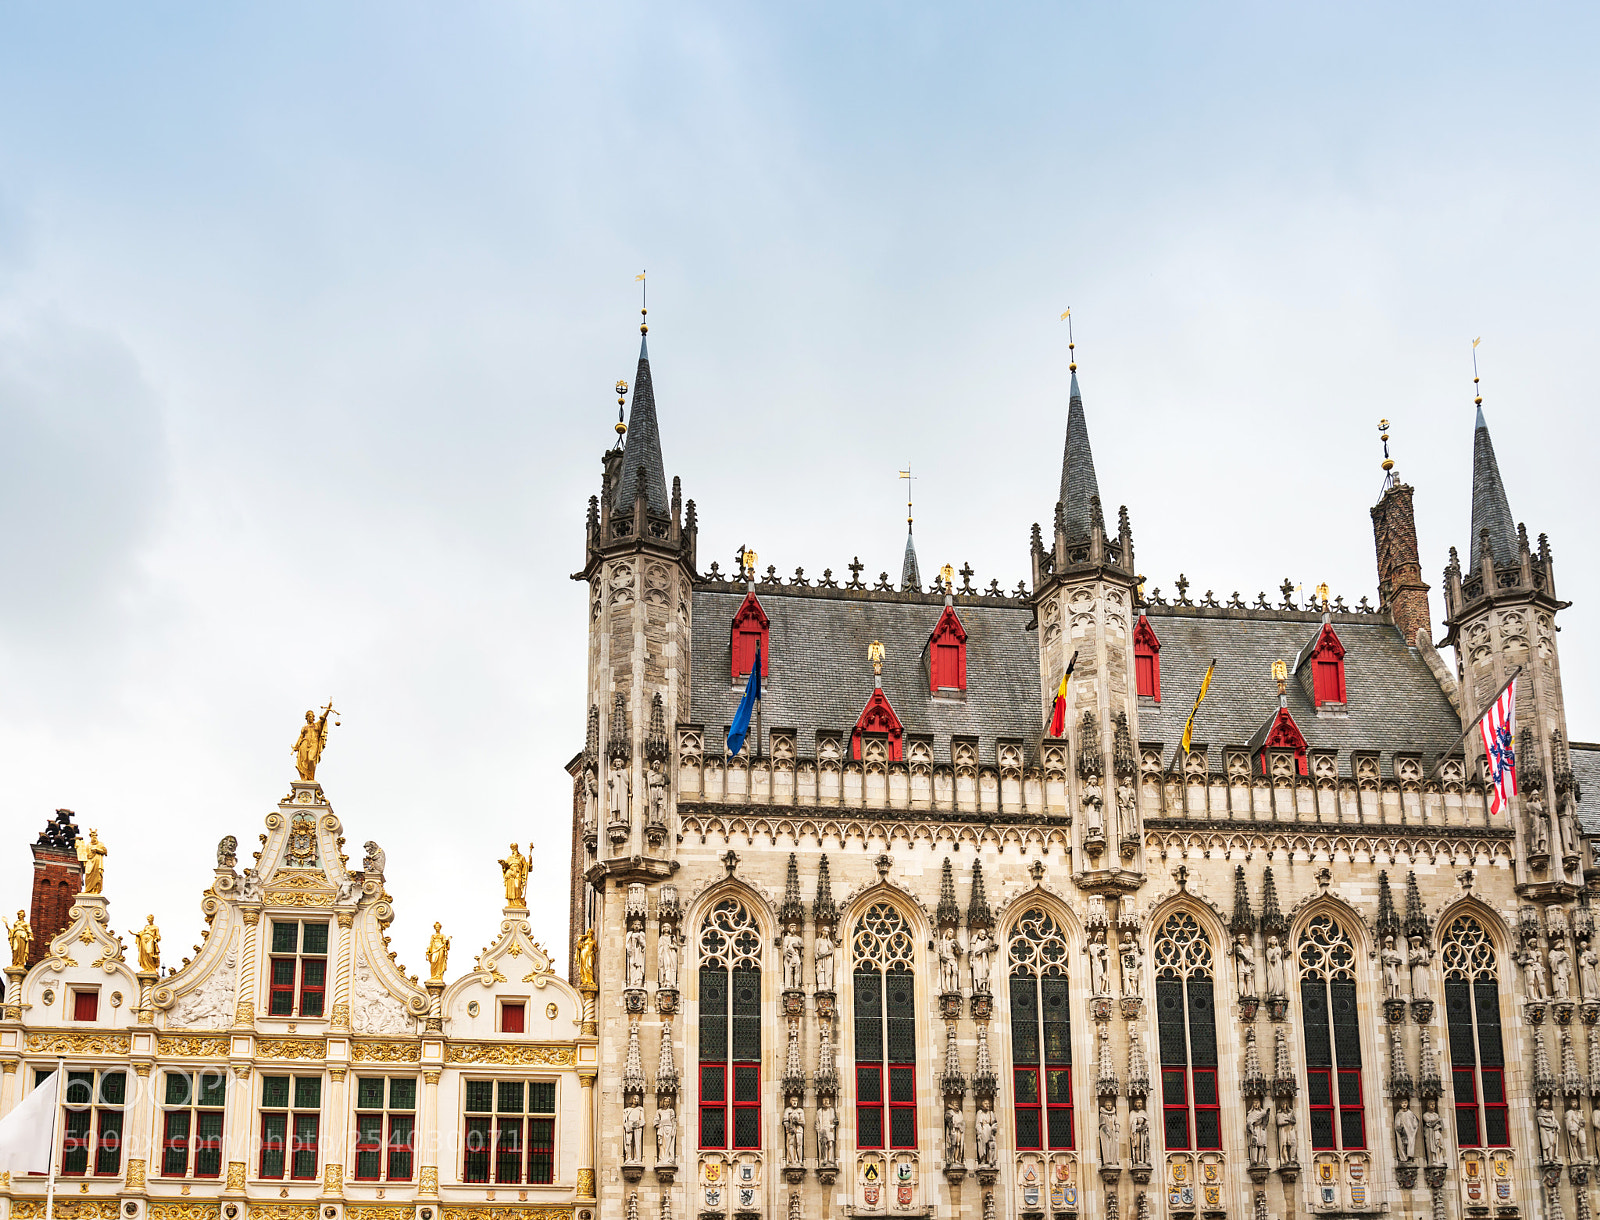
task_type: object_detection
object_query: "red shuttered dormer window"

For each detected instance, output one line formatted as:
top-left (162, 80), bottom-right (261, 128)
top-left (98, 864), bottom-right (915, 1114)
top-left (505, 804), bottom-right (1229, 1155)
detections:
top-left (1308, 624), bottom-right (1346, 706)
top-left (927, 606), bottom-right (968, 693)
top-left (851, 689), bottom-right (905, 761)
top-left (1133, 615), bottom-right (1161, 701)
top-left (1257, 708), bottom-right (1309, 777)
top-left (730, 593), bottom-right (770, 679)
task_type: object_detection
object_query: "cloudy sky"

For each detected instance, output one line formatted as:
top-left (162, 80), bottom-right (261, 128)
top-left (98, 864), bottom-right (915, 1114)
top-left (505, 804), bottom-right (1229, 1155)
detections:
top-left (1, 4), bottom-right (1595, 977)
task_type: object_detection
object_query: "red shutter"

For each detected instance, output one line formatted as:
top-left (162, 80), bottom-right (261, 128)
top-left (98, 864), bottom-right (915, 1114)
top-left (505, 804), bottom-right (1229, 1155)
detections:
top-left (73, 991), bottom-right (99, 1022)
top-left (500, 1002), bottom-right (525, 1034)
top-left (1133, 616), bottom-right (1161, 701)
top-left (730, 594), bottom-right (770, 678)
top-left (1135, 654), bottom-right (1157, 700)
top-left (932, 643), bottom-right (961, 689)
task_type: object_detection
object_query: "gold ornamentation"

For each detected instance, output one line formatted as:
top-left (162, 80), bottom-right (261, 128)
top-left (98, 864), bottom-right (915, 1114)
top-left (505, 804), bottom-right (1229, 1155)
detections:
top-left (499, 845), bottom-right (531, 906)
top-left (247, 1206), bottom-right (318, 1220)
top-left (418, 1167), bottom-right (439, 1196)
top-left (574, 929), bottom-right (596, 993)
top-left (227, 1162), bottom-right (247, 1191)
top-left (234, 1001), bottom-right (256, 1024)
top-left (134, 915), bottom-right (161, 972)
top-left (322, 1164), bottom-right (343, 1193)
top-left (263, 890), bottom-right (333, 909)
top-left (125, 1159), bottom-right (147, 1190)
top-left (446, 1042), bottom-right (575, 1066)
top-left (2, 1060), bottom-right (18, 1074)
top-left (427, 923), bottom-right (451, 982)
top-left (505, 945), bottom-right (521, 959)
top-left (443, 1209), bottom-right (572, 1220)
top-left (256, 1037), bottom-right (327, 1060)
top-left (330, 1002), bottom-right (351, 1030)
top-left (25, 1033), bottom-right (130, 1055)
top-left (328, 1067), bottom-right (347, 1081)
top-left (423, 1070), bottom-right (441, 1085)
top-left (523, 970), bottom-right (543, 984)
top-left (4, 910), bottom-right (31, 968)
top-left (241, 909), bottom-right (261, 926)
top-left (158, 1036), bottom-right (229, 1058)
top-left (293, 702), bottom-right (338, 783)
top-left (347, 1209), bottom-right (412, 1220)
top-left (134, 1063), bottom-right (151, 1077)
top-left (12, 1204), bottom-right (119, 1220)
top-left (76, 829), bottom-right (108, 895)
top-left (576, 1168), bottom-right (596, 1199)
top-left (150, 1205), bottom-right (219, 1220)
top-left (351, 1040), bottom-right (421, 1063)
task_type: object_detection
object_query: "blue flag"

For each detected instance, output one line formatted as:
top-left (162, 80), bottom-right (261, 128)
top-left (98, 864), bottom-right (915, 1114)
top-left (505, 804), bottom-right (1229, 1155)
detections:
top-left (728, 641), bottom-right (761, 756)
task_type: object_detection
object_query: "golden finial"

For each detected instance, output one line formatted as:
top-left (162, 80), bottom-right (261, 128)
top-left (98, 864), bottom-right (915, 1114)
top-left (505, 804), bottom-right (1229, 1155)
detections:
top-left (1377, 419), bottom-right (1393, 473)
top-left (1271, 659), bottom-right (1288, 697)
top-left (737, 547), bottom-right (758, 580)
top-left (615, 379), bottom-right (628, 439)
top-left (636, 271), bottom-right (648, 335)
top-left (1316, 582), bottom-right (1330, 609)
top-left (1472, 336), bottom-right (1482, 406)
top-left (868, 640), bottom-right (885, 676)
top-left (898, 466), bottom-right (915, 529)
top-left (940, 563), bottom-right (955, 591)
top-left (1060, 306), bottom-right (1076, 372)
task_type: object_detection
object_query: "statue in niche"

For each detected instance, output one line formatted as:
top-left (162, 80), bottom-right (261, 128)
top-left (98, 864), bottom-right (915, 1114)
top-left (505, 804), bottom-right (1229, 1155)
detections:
top-left (784, 1095), bottom-right (806, 1165)
top-left (1129, 1102), bottom-right (1150, 1165)
top-left (655, 1102), bottom-right (677, 1164)
top-left (1382, 936), bottom-right (1404, 1000)
top-left (1277, 1105), bottom-right (1297, 1163)
top-left (939, 927), bottom-right (964, 994)
top-left (239, 869), bottom-right (263, 902)
top-left (1407, 935), bottom-right (1432, 1000)
top-left (1580, 938), bottom-right (1599, 1002)
top-left (1245, 1103), bottom-right (1270, 1167)
top-left (1537, 1097), bottom-right (1560, 1163)
top-left (975, 1101), bottom-right (998, 1168)
top-left (1530, 791), bottom-right (1551, 855)
top-left (582, 768), bottom-right (599, 835)
top-left (625, 922), bottom-right (646, 989)
top-left (816, 1099), bottom-right (838, 1164)
top-left (816, 1099), bottom-right (838, 1165)
top-left (969, 927), bottom-right (997, 995)
top-left (133, 915), bottom-right (161, 974)
top-left (575, 928), bottom-right (597, 991)
top-left (608, 759), bottom-right (631, 825)
top-left (336, 876), bottom-right (361, 906)
top-left (1233, 933), bottom-right (1256, 998)
top-left (622, 1099), bottom-right (645, 1164)
top-left (657, 925), bottom-right (679, 990)
top-left (1120, 938), bottom-right (1143, 998)
top-left (945, 1102), bottom-right (965, 1165)
top-left (1550, 940), bottom-right (1573, 1001)
top-left (783, 924), bottom-right (804, 991)
top-left (1561, 792), bottom-right (1581, 858)
top-left (1082, 778), bottom-right (1104, 836)
top-left (1097, 1099), bottom-right (1120, 1166)
top-left (814, 927), bottom-right (836, 991)
top-left (1394, 1098), bottom-right (1419, 1163)
top-left (646, 762), bottom-right (667, 826)
top-left (1423, 1100), bottom-right (1446, 1167)
top-left (1264, 935), bottom-right (1286, 997)
top-left (1115, 779), bottom-right (1137, 841)
top-left (1522, 945), bottom-right (1549, 1001)
top-left (1089, 930), bottom-right (1110, 996)
top-left (1568, 1103), bottom-right (1589, 1162)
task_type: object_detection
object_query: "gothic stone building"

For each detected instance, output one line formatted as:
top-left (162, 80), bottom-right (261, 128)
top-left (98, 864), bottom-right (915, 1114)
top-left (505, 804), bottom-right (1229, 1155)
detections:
top-left (572, 323), bottom-right (1600, 1220)
top-left (0, 795), bottom-right (599, 1220)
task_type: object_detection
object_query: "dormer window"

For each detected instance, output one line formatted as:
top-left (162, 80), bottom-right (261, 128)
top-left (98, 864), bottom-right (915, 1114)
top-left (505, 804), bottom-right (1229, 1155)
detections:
top-left (1257, 708), bottom-right (1309, 777)
top-left (1308, 625), bottom-right (1346, 706)
top-left (1133, 616), bottom-right (1161, 701)
top-left (852, 689), bottom-right (904, 761)
top-left (927, 606), bottom-right (967, 693)
top-left (730, 592), bottom-right (769, 680)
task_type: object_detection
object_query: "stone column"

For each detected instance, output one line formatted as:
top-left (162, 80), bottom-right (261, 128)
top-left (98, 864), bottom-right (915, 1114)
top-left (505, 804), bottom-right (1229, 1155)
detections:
top-left (577, 1069), bottom-right (598, 1201)
top-left (322, 1067), bottom-right (348, 1199)
top-left (235, 909), bottom-right (260, 1027)
top-left (0, 1059), bottom-right (18, 1116)
top-left (419, 1069), bottom-right (441, 1197)
top-left (122, 1061), bottom-right (156, 1199)
top-left (331, 911), bottom-right (354, 1031)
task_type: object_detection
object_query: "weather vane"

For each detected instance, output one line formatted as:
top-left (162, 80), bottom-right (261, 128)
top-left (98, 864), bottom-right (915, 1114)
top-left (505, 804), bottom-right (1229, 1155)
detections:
top-left (898, 466), bottom-right (915, 530)
top-left (1060, 306), bottom-right (1076, 372)
top-left (1472, 336), bottom-right (1483, 409)
top-left (637, 270), bottom-right (648, 335)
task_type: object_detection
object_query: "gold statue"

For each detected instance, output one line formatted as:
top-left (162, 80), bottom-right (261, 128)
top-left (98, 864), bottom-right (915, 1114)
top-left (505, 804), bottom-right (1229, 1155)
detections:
top-left (134, 914), bottom-right (161, 974)
top-left (293, 701), bottom-right (340, 782)
top-left (3, 910), bottom-right (31, 969)
top-left (425, 922), bottom-right (451, 982)
top-left (77, 829), bottom-right (107, 895)
top-left (499, 844), bottom-right (531, 907)
top-left (575, 926), bottom-right (597, 991)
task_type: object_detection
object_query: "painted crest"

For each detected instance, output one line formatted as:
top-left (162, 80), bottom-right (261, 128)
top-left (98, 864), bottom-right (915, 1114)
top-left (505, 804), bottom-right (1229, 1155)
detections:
top-left (897, 1185), bottom-right (913, 1207)
top-left (863, 1186), bottom-right (880, 1207)
top-left (738, 1188), bottom-right (756, 1209)
top-left (896, 1161), bottom-right (912, 1183)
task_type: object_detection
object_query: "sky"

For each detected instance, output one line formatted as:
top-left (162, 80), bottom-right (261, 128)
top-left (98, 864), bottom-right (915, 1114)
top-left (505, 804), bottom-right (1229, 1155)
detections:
top-left (1, 4), bottom-right (1595, 979)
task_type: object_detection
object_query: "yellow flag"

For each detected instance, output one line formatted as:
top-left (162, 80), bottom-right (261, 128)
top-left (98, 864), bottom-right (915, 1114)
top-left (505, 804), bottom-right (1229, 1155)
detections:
top-left (636, 272), bottom-right (646, 281)
top-left (1060, 309), bottom-right (1071, 321)
top-left (1180, 660), bottom-right (1215, 755)
top-left (1472, 337), bottom-right (1481, 348)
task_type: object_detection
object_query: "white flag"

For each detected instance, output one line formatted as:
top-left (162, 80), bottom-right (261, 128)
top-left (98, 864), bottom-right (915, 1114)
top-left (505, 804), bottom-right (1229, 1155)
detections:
top-left (1478, 678), bottom-right (1518, 815)
top-left (0, 1069), bottom-right (59, 1175)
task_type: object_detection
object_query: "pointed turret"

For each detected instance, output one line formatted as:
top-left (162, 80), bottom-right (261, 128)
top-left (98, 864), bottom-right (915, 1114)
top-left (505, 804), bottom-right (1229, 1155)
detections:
top-left (901, 527), bottom-right (921, 592)
top-left (611, 335), bottom-right (671, 518)
top-left (1057, 370), bottom-right (1104, 543)
top-left (1469, 405), bottom-right (1517, 570)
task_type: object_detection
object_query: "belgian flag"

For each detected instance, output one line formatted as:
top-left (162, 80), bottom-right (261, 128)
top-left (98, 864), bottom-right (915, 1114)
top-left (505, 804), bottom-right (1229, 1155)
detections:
top-left (1048, 651), bottom-right (1077, 738)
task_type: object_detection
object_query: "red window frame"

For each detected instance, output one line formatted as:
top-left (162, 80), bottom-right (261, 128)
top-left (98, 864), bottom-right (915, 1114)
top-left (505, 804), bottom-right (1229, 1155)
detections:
top-left (888, 1065), bottom-right (917, 1150)
top-left (298, 958), bottom-right (326, 1018)
top-left (1191, 1067), bottom-right (1220, 1150)
top-left (1133, 616), bottom-right (1161, 701)
top-left (526, 1115), bottom-right (554, 1185)
top-left (291, 1114), bottom-right (319, 1180)
top-left (1013, 1067), bottom-right (1042, 1151)
top-left (699, 1063), bottom-right (727, 1149)
top-left (259, 1113), bottom-right (286, 1179)
top-left (927, 605), bottom-right (968, 692)
top-left (269, 958), bottom-right (297, 1016)
top-left (162, 1111), bottom-right (192, 1177)
top-left (856, 1064), bottom-right (884, 1150)
top-left (932, 642), bottom-right (962, 690)
top-left (495, 1117), bottom-right (524, 1184)
top-left (464, 1115), bottom-right (493, 1182)
top-left (730, 593), bottom-right (770, 679)
top-left (1481, 1067), bottom-right (1509, 1147)
top-left (1162, 1067), bottom-right (1190, 1150)
top-left (73, 990), bottom-right (99, 1022)
top-left (94, 1111), bottom-right (125, 1176)
top-left (1338, 1069), bottom-right (1366, 1148)
top-left (1308, 624), bottom-right (1347, 706)
top-left (500, 1002), bottom-right (525, 1034)
top-left (731, 1063), bottom-right (761, 1150)
top-left (354, 1114), bottom-right (383, 1181)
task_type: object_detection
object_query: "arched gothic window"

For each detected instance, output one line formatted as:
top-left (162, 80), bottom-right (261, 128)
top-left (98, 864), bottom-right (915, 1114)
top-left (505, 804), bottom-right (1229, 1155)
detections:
top-left (1153, 912), bottom-right (1219, 1151)
top-left (699, 899), bottom-right (762, 1150)
top-left (853, 903), bottom-right (917, 1150)
top-left (1442, 916), bottom-right (1507, 1147)
top-left (1297, 915), bottom-right (1365, 1150)
top-left (1008, 909), bottom-right (1074, 1150)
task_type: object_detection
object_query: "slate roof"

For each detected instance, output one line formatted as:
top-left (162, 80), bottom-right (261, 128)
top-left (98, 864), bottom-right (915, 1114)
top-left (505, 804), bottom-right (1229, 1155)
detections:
top-left (690, 589), bottom-right (1040, 758)
top-left (1470, 406), bottom-right (1518, 570)
top-left (1572, 745), bottom-right (1600, 835)
top-left (1058, 371), bottom-right (1104, 541)
top-left (611, 336), bottom-right (670, 517)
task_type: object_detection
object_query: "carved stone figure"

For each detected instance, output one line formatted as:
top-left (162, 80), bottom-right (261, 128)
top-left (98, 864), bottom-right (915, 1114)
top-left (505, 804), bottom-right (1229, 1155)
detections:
top-left (1277, 1106), bottom-right (1297, 1163)
top-left (646, 763), bottom-right (667, 825)
top-left (1115, 779), bottom-right (1137, 840)
top-left (1537, 1097), bottom-right (1560, 1163)
top-left (582, 768), bottom-right (599, 835)
top-left (133, 915), bottom-right (161, 974)
top-left (1522, 945), bottom-right (1549, 1000)
top-left (976, 1102), bottom-right (998, 1169)
top-left (1568, 1104), bottom-right (1589, 1162)
top-left (1098, 1099), bottom-right (1120, 1166)
top-left (239, 869), bottom-right (263, 902)
top-left (1264, 935), bottom-right (1285, 997)
top-left (657, 926), bottom-right (679, 989)
top-left (1233, 933), bottom-right (1256, 998)
top-left (575, 928), bottom-right (597, 991)
top-left (1082, 779), bottom-right (1104, 835)
top-left (783, 924), bottom-right (804, 991)
top-left (292, 705), bottom-right (336, 782)
top-left (939, 927), bottom-right (964, 994)
top-left (1561, 794), bottom-right (1581, 859)
top-left (625, 924), bottom-right (647, 989)
top-left (945, 1103), bottom-right (965, 1165)
top-left (784, 1097), bottom-right (806, 1165)
top-left (425, 922), bottom-right (450, 982)
top-left (623, 1100), bottom-right (645, 1164)
top-left (216, 835), bottom-right (237, 868)
top-left (1407, 935), bottom-right (1432, 1000)
top-left (1581, 940), bottom-right (1599, 1002)
top-left (1245, 1103), bottom-right (1270, 1167)
top-left (1394, 1098), bottom-right (1419, 1163)
top-left (169, 951), bottom-right (237, 1028)
top-left (335, 876), bottom-right (361, 906)
top-left (816, 1100), bottom-right (838, 1165)
top-left (77, 829), bottom-right (107, 895)
top-left (1550, 941), bottom-right (1573, 1001)
top-left (655, 1102), bottom-right (677, 1164)
top-left (1129, 1103), bottom-right (1150, 1165)
top-left (1120, 938), bottom-right (1143, 998)
top-left (1090, 931), bottom-right (1111, 996)
top-left (4, 911), bottom-right (31, 969)
top-left (499, 843), bottom-right (530, 907)
top-left (969, 929), bottom-right (997, 995)
top-left (1382, 936), bottom-right (1404, 1000)
top-left (814, 928), bottom-right (836, 991)
top-left (608, 759), bottom-right (631, 824)
top-left (352, 953), bottom-right (409, 1035)
top-left (363, 840), bottom-right (386, 875)
top-left (1423, 1100), bottom-right (1446, 1167)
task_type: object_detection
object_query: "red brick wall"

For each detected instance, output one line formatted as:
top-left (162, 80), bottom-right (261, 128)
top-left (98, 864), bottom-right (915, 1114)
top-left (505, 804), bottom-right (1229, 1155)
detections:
top-left (29, 846), bottom-right (83, 967)
top-left (1371, 481), bottom-right (1434, 646)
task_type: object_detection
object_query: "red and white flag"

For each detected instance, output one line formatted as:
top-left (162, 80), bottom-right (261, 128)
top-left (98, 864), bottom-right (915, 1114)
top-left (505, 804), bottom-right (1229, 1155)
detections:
top-left (1477, 679), bottom-right (1518, 815)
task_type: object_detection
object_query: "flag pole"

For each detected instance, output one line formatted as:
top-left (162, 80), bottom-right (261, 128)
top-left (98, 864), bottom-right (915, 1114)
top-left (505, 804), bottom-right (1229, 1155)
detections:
top-left (45, 1057), bottom-right (62, 1220)
top-left (1426, 664), bottom-right (1523, 779)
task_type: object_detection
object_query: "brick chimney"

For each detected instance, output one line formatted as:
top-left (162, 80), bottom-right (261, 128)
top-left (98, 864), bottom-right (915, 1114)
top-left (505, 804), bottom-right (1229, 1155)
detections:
top-left (1371, 478), bottom-right (1434, 647)
top-left (29, 809), bottom-right (83, 967)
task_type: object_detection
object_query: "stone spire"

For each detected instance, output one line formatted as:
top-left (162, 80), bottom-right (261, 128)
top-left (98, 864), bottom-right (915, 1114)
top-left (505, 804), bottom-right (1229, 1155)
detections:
top-left (813, 855), bottom-right (837, 927)
top-left (937, 857), bottom-right (961, 928)
top-left (1403, 871), bottom-right (1429, 941)
top-left (815, 1018), bottom-right (838, 1097)
top-left (1417, 1028), bottom-right (1440, 1099)
top-left (1272, 1028), bottom-right (1297, 1101)
top-left (1375, 871), bottom-right (1401, 945)
top-left (1588, 1026), bottom-right (1600, 1099)
top-left (623, 1019), bottom-right (646, 1094)
top-left (656, 1022), bottom-right (678, 1094)
top-left (901, 527), bottom-right (922, 592)
top-left (1229, 865), bottom-right (1256, 936)
top-left (1259, 868), bottom-right (1287, 940)
top-left (967, 860), bottom-right (992, 929)
top-left (1096, 1025), bottom-right (1120, 1096)
top-left (1241, 1026), bottom-right (1266, 1097)
top-left (1469, 403), bottom-right (1518, 571)
top-left (611, 333), bottom-right (670, 518)
top-left (1562, 1029), bottom-right (1584, 1097)
top-left (779, 853), bottom-right (806, 926)
top-left (1057, 368), bottom-right (1104, 544)
top-left (1389, 1027), bottom-right (1413, 1100)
